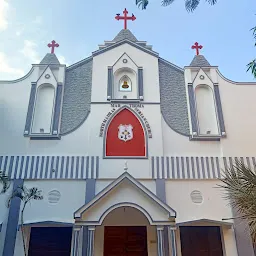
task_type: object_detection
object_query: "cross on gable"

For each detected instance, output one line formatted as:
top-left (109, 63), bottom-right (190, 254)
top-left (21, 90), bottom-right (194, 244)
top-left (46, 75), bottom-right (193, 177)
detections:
top-left (191, 42), bottom-right (203, 55)
top-left (47, 40), bottom-right (59, 54)
top-left (115, 8), bottom-right (136, 30)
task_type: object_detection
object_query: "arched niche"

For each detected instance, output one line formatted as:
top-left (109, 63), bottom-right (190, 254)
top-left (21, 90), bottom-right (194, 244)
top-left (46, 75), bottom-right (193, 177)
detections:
top-left (104, 108), bottom-right (147, 158)
top-left (195, 84), bottom-right (219, 135)
top-left (113, 68), bottom-right (137, 100)
top-left (32, 84), bottom-right (55, 134)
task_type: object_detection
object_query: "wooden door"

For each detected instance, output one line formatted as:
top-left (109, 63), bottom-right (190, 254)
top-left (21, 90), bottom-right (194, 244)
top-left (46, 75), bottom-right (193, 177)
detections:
top-left (104, 226), bottom-right (148, 256)
top-left (180, 226), bottom-right (223, 256)
top-left (28, 227), bottom-right (72, 256)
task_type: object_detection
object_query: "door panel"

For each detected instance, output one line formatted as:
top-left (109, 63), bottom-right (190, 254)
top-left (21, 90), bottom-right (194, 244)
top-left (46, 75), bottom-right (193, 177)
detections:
top-left (28, 227), bottom-right (72, 256)
top-left (180, 226), bottom-right (223, 256)
top-left (104, 226), bottom-right (148, 256)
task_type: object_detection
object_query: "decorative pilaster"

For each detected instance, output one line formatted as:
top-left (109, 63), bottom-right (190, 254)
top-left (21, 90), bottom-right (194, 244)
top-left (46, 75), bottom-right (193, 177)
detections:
top-left (213, 83), bottom-right (226, 136)
top-left (107, 67), bottom-right (113, 100)
top-left (157, 226), bottom-right (164, 256)
top-left (138, 67), bottom-right (144, 100)
top-left (71, 226), bottom-right (82, 256)
top-left (169, 227), bottom-right (177, 256)
top-left (187, 83), bottom-right (198, 135)
top-left (87, 226), bottom-right (95, 256)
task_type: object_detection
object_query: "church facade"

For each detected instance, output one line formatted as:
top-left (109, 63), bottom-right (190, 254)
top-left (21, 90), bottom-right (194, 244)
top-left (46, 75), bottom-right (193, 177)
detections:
top-left (0, 10), bottom-right (255, 256)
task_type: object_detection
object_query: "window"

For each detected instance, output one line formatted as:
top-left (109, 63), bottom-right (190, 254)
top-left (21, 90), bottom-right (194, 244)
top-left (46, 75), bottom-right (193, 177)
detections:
top-left (119, 75), bottom-right (132, 92)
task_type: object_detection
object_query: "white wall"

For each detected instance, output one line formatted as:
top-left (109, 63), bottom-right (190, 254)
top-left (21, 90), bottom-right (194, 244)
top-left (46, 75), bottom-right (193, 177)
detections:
top-left (0, 182), bottom-right (13, 256)
top-left (92, 43), bottom-right (160, 103)
top-left (22, 180), bottom-right (86, 223)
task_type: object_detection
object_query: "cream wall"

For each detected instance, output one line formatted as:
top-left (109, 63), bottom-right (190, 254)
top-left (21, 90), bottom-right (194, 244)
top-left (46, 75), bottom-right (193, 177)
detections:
top-left (217, 73), bottom-right (256, 156)
top-left (166, 180), bottom-right (237, 256)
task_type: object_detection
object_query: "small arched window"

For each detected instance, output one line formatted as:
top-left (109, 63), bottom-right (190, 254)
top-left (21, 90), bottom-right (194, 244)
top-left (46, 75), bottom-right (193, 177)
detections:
top-left (195, 85), bottom-right (218, 135)
top-left (32, 84), bottom-right (55, 134)
top-left (119, 75), bottom-right (132, 92)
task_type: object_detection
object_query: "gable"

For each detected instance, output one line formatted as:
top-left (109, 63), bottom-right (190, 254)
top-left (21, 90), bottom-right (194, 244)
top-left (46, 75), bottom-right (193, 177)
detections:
top-left (74, 172), bottom-right (176, 224)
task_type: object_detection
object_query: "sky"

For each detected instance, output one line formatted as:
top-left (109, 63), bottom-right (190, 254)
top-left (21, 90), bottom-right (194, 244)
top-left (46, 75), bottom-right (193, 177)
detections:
top-left (0, 0), bottom-right (255, 81)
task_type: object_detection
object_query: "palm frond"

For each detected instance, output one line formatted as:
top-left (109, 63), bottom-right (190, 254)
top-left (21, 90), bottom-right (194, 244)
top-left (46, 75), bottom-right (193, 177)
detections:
top-left (0, 171), bottom-right (10, 194)
top-left (205, 0), bottom-right (217, 6)
top-left (247, 59), bottom-right (256, 78)
top-left (185, 0), bottom-right (200, 12)
top-left (7, 185), bottom-right (43, 207)
top-left (218, 160), bottom-right (256, 243)
top-left (251, 26), bottom-right (256, 39)
top-left (161, 0), bottom-right (176, 7)
top-left (136, 0), bottom-right (149, 10)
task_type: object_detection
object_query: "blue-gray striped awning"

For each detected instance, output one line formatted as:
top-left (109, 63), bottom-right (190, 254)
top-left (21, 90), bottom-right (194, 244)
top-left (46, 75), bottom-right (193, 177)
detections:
top-left (0, 155), bottom-right (255, 180)
top-left (151, 156), bottom-right (256, 179)
top-left (0, 156), bottom-right (99, 179)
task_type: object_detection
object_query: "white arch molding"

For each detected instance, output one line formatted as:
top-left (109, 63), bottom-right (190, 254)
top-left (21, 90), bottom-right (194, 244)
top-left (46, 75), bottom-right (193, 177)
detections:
top-left (113, 67), bottom-right (138, 99)
top-left (98, 203), bottom-right (152, 225)
top-left (32, 83), bottom-right (55, 134)
top-left (195, 84), bottom-right (219, 135)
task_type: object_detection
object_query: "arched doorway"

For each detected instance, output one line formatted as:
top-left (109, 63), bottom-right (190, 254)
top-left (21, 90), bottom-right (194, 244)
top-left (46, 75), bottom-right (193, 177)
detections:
top-left (94, 206), bottom-right (157, 256)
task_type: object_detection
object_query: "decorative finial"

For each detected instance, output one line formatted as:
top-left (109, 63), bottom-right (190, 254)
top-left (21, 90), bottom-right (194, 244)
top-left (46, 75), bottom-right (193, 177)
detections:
top-left (47, 40), bottom-right (59, 54)
top-left (115, 8), bottom-right (136, 30)
top-left (124, 161), bottom-right (128, 171)
top-left (191, 42), bottom-right (203, 55)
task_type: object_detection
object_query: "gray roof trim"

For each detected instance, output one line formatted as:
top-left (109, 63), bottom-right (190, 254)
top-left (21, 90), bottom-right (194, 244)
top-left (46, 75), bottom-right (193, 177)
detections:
top-left (93, 40), bottom-right (159, 58)
top-left (177, 218), bottom-right (233, 228)
top-left (60, 59), bottom-right (92, 135)
top-left (21, 221), bottom-right (74, 227)
top-left (113, 29), bottom-right (138, 42)
top-left (158, 59), bottom-right (190, 136)
top-left (66, 56), bottom-right (93, 71)
top-left (158, 58), bottom-right (184, 73)
top-left (74, 172), bottom-right (176, 218)
top-left (40, 53), bottom-right (60, 65)
top-left (189, 55), bottom-right (211, 67)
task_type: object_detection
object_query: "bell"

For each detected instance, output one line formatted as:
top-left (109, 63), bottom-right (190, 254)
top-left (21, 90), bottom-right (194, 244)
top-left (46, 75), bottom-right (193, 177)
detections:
top-left (122, 81), bottom-right (129, 89)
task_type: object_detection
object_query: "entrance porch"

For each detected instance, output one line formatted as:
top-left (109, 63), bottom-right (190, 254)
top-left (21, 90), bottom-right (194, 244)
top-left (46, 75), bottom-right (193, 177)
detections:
top-left (72, 172), bottom-right (177, 256)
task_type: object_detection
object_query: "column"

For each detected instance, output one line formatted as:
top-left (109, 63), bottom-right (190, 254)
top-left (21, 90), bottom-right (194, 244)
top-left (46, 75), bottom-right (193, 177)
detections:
top-left (169, 226), bottom-right (177, 256)
top-left (87, 226), bottom-right (95, 256)
top-left (71, 226), bottom-right (82, 256)
top-left (157, 226), bottom-right (165, 256)
top-left (3, 179), bottom-right (24, 256)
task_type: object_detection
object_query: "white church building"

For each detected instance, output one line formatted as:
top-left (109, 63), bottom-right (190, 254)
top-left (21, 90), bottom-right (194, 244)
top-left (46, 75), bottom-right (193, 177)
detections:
top-left (0, 8), bottom-right (255, 256)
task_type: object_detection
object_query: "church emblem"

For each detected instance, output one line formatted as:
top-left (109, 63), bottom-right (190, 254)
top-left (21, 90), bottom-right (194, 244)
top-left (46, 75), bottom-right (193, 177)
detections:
top-left (118, 124), bottom-right (133, 142)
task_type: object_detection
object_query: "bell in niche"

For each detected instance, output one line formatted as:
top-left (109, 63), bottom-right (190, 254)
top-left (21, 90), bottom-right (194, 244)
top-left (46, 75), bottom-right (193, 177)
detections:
top-left (122, 80), bottom-right (129, 89)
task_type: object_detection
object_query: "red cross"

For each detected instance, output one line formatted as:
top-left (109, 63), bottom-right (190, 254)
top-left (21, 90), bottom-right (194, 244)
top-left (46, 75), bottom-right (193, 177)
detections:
top-left (47, 40), bottom-right (59, 54)
top-left (191, 42), bottom-right (203, 55)
top-left (115, 8), bottom-right (136, 30)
